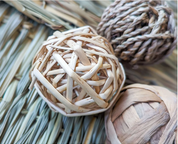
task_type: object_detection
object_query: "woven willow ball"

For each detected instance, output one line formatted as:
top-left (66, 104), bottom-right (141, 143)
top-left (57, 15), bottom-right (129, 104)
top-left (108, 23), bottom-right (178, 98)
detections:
top-left (97, 0), bottom-right (177, 65)
top-left (29, 26), bottom-right (125, 116)
top-left (105, 84), bottom-right (177, 144)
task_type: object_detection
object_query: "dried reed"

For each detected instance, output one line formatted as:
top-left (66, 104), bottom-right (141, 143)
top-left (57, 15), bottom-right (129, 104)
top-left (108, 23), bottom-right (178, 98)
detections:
top-left (0, 4), bottom-right (106, 144)
top-left (0, 1), bottom-right (177, 144)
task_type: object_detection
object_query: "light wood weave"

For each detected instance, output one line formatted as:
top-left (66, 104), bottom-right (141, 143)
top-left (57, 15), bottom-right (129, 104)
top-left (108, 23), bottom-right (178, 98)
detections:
top-left (105, 84), bottom-right (177, 144)
top-left (29, 26), bottom-right (125, 116)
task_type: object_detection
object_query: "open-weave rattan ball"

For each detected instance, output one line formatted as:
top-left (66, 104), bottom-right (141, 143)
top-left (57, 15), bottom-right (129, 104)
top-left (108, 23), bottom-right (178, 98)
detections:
top-left (105, 84), bottom-right (177, 144)
top-left (29, 26), bottom-right (125, 116)
top-left (97, 0), bottom-right (177, 65)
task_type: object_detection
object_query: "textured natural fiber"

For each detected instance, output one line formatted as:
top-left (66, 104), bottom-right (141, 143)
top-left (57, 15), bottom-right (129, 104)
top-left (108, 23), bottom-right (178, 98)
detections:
top-left (97, 0), bottom-right (177, 65)
top-left (0, 1), bottom-right (177, 144)
top-left (3, 0), bottom-right (111, 30)
top-left (0, 5), bottom-right (106, 143)
top-left (30, 26), bottom-right (125, 116)
top-left (105, 84), bottom-right (177, 144)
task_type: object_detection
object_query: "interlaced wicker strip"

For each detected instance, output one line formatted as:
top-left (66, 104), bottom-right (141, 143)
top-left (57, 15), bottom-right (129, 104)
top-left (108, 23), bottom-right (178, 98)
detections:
top-left (29, 26), bottom-right (125, 116)
top-left (97, 0), bottom-right (177, 65)
top-left (105, 84), bottom-right (177, 144)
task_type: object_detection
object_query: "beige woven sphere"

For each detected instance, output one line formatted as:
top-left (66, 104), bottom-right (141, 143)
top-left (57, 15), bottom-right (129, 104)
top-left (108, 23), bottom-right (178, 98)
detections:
top-left (97, 0), bottom-right (177, 66)
top-left (29, 26), bottom-right (125, 116)
top-left (105, 84), bottom-right (177, 144)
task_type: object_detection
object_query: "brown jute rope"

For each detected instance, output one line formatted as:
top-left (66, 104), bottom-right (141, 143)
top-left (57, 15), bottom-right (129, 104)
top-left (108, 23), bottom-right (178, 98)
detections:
top-left (97, 0), bottom-right (177, 66)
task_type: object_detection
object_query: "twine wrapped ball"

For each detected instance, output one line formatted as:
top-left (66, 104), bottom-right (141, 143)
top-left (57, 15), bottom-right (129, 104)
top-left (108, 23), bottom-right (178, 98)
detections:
top-left (97, 0), bottom-right (177, 65)
top-left (105, 84), bottom-right (177, 144)
top-left (29, 26), bottom-right (125, 116)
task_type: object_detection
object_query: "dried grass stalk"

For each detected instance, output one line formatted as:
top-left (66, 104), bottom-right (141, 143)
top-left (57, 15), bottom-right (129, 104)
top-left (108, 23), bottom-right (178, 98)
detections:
top-left (0, 5), bottom-right (106, 143)
top-left (105, 84), bottom-right (177, 144)
top-left (29, 26), bottom-right (125, 116)
top-left (3, 0), bottom-right (112, 30)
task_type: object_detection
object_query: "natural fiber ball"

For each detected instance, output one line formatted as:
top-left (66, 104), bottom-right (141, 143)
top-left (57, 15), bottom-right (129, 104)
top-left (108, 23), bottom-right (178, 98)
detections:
top-left (105, 84), bottom-right (177, 144)
top-left (29, 26), bottom-right (125, 116)
top-left (97, 0), bottom-right (177, 65)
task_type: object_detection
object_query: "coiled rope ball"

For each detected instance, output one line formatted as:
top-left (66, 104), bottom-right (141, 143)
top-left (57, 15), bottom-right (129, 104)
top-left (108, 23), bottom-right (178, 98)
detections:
top-left (29, 26), bottom-right (125, 116)
top-left (105, 84), bottom-right (177, 144)
top-left (97, 0), bottom-right (177, 65)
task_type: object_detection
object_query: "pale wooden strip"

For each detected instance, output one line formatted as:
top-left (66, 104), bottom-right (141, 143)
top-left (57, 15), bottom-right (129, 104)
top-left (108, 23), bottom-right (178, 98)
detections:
top-left (65, 52), bottom-right (78, 113)
top-left (29, 47), bottom-right (53, 89)
top-left (71, 36), bottom-right (108, 50)
top-left (76, 89), bottom-right (86, 101)
top-left (48, 45), bottom-right (118, 60)
top-left (66, 52), bottom-right (78, 102)
top-left (100, 70), bottom-right (113, 93)
top-left (47, 64), bottom-right (111, 75)
top-left (53, 52), bottom-right (108, 108)
top-left (86, 43), bottom-right (111, 54)
top-left (91, 73), bottom-right (100, 94)
top-left (67, 40), bottom-right (90, 66)
top-left (56, 103), bottom-right (66, 109)
top-left (48, 69), bottom-right (65, 75)
top-left (33, 68), bottom-right (90, 112)
top-left (56, 83), bottom-right (67, 92)
top-left (87, 79), bottom-right (106, 86)
top-left (75, 85), bottom-right (113, 106)
top-left (43, 60), bottom-right (56, 76)
top-left (108, 59), bottom-right (118, 92)
top-left (52, 74), bottom-right (65, 88)
top-left (81, 57), bottom-right (103, 80)
top-left (56, 79), bottom-right (106, 93)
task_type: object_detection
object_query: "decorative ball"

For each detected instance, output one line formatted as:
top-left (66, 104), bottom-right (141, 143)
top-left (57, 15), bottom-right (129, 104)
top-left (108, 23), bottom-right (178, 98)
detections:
top-left (29, 26), bottom-right (125, 116)
top-left (105, 84), bottom-right (177, 144)
top-left (97, 0), bottom-right (177, 65)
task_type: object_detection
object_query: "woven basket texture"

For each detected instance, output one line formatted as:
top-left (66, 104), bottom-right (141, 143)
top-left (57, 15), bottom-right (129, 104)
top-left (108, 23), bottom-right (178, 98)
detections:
top-left (30, 26), bottom-right (125, 116)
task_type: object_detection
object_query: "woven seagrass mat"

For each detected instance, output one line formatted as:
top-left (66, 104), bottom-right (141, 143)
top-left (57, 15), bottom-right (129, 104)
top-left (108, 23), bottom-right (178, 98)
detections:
top-left (0, 1), bottom-right (177, 143)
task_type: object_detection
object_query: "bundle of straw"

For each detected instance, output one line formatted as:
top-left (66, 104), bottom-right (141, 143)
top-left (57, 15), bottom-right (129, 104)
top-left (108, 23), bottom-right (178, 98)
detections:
top-left (0, 4), bottom-right (106, 143)
top-left (3, 0), bottom-right (113, 30)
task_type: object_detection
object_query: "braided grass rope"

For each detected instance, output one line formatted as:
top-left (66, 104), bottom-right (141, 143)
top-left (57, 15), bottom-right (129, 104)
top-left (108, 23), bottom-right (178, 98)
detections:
top-left (29, 26), bottom-right (125, 116)
top-left (105, 84), bottom-right (177, 144)
top-left (97, 0), bottom-right (177, 66)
